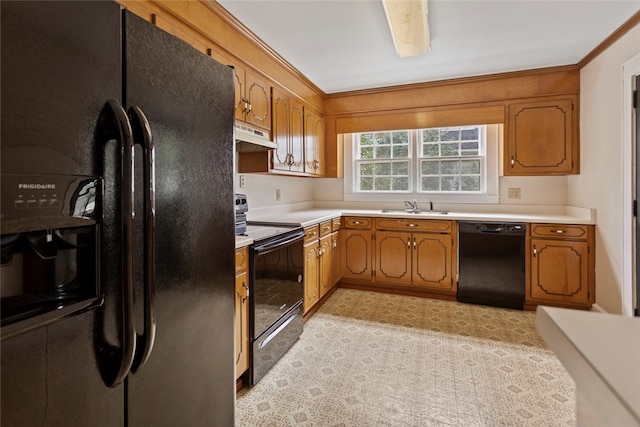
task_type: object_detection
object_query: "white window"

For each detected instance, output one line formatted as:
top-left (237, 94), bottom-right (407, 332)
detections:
top-left (345, 124), bottom-right (500, 204)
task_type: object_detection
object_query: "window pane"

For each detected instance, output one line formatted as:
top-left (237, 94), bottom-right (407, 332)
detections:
top-left (441, 129), bottom-right (459, 141)
top-left (392, 131), bottom-right (409, 144)
top-left (440, 160), bottom-right (460, 174)
top-left (373, 132), bottom-right (390, 145)
top-left (361, 146), bottom-right (374, 159)
top-left (360, 177), bottom-right (373, 191)
top-left (461, 176), bottom-right (480, 191)
top-left (374, 162), bottom-right (391, 175)
top-left (359, 163), bottom-right (374, 176)
top-left (460, 159), bottom-right (480, 174)
top-left (375, 146), bottom-right (391, 158)
top-left (461, 128), bottom-right (478, 140)
top-left (422, 176), bottom-right (439, 191)
top-left (392, 145), bottom-right (408, 157)
top-left (423, 129), bottom-right (439, 142)
top-left (441, 176), bottom-right (459, 191)
top-left (421, 160), bottom-right (439, 175)
top-left (360, 133), bottom-right (374, 146)
top-left (374, 177), bottom-right (391, 191)
top-left (441, 143), bottom-right (459, 156)
top-left (392, 177), bottom-right (409, 191)
top-left (461, 141), bottom-right (479, 155)
top-left (392, 162), bottom-right (409, 175)
top-left (422, 144), bottom-right (439, 157)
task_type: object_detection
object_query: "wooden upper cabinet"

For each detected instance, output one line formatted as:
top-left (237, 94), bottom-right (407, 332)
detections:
top-left (271, 87), bottom-right (304, 174)
top-left (304, 108), bottom-right (325, 176)
top-left (505, 96), bottom-right (578, 175)
top-left (232, 63), bottom-right (271, 132)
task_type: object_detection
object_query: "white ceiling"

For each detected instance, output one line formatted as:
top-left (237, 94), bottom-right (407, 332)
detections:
top-left (217, 0), bottom-right (640, 94)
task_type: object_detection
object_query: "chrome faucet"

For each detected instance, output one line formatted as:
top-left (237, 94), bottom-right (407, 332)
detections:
top-left (404, 199), bottom-right (419, 213)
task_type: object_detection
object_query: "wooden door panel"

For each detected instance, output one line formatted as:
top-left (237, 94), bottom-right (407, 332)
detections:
top-left (342, 230), bottom-right (372, 279)
top-left (376, 231), bottom-right (411, 285)
top-left (413, 233), bottom-right (452, 290)
top-left (530, 239), bottom-right (589, 304)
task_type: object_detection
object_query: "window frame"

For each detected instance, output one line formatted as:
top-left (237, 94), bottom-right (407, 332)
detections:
top-left (344, 124), bottom-right (501, 204)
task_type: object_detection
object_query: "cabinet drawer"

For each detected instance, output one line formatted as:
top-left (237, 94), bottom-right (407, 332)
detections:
top-left (343, 217), bottom-right (372, 229)
top-left (530, 224), bottom-right (589, 239)
top-left (375, 218), bottom-right (452, 233)
top-left (304, 225), bottom-right (320, 243)
top-left (331, 217), bottom-right (341, 232)
top-left (319, 220), bottom-right (332, 237)
top-left (235, 247), bottom-right (248, 274)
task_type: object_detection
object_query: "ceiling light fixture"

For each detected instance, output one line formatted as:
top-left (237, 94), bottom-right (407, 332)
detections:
top-left (382, 0), bottom-right (430, 57)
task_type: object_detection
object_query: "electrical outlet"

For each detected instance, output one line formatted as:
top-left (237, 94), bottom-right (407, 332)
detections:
top-left (239, 175), bottom-right (245, 188)
top-left (276, 188), bottom-right (281, 201)
top-left (508, 187), bottom-right (521, 199)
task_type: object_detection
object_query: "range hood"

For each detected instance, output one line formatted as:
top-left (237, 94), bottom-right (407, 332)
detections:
top-left (235, 122), bottom-right (277, 151)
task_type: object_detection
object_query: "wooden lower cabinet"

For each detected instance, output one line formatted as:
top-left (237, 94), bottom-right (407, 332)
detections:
top-left (341, 217), bottom-right (373, 281)
top-left (526, 224), bottom-right (594, 309)
top-left (330, 218), bottom-right (342, 287)
top-left (303, 228), bottom-right (320, 313)
top-left (374, 219), bottom-right (456, 294)
top-left (234, 247), bottom-right (249, 380)
top-left (303, 221), bottom-right (335, 314)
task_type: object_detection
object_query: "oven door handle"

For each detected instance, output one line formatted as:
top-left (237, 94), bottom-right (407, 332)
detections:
top-left (253, 230), bottom-right (305, 255)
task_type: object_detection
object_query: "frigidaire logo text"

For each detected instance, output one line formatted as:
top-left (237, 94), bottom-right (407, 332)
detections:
top-left (18, 183), bottom-right (56, 190)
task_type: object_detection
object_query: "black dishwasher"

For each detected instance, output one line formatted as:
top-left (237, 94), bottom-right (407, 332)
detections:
top-left (458, 222), bottom-right (526, 310)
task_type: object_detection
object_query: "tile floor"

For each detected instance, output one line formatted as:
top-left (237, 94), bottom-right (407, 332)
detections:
top-left (236, 288), bottom-right (576, 426)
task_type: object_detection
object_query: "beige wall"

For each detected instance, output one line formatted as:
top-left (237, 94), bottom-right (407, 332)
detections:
top-left (570, 22), bottom-right (640, 314)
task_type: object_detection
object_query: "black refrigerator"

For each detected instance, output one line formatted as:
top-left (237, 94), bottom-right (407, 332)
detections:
top-left (1, 2), bottom-right (236, 426)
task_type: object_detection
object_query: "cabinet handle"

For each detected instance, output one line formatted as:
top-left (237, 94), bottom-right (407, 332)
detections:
top-left (247, 102), bottom-right (252, 113)
top-left (407, 223), bottom-right (417, 227)
top-left (511, 157), bottom-right (515, 167)
top-left (551, 229), bottom-right (565, 234)
top-left (407, 238), bottom-right (411, 249)
top-left (533, 245), bottom-right (537, 257)
top-left (242, 281), bottom-right (249, 299)
top-left (353, 221), bottom-right (361, 225)
top-left (333, 240), bottom-right (337, 248)
top-left (413, 237), bottom-right (416, 249)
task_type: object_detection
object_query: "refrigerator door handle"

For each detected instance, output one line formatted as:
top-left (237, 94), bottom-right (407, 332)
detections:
top-left (99, 100), bottom-right (137, 387)
top-left (129, 106), bottom-right (157, 373)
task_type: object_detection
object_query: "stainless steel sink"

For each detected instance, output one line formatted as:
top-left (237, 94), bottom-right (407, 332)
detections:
top-left (380, 209), bottom-right (449, 215)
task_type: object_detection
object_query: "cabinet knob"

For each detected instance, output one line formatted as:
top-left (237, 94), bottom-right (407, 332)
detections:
top-left (511, 157), bottom-right (515, 167)
top-left (353, 221), bottom-right (361, 225)
top-left (413, 238), bottom-right (416, 248)
top-left (407, 238), bottom-right (411, 248)
top-left (407, 223), bottom-right (417, 227)
top-left (533, 245), bottom-right (537, 257)
top-left (551, 229), bottom-right (565, 234)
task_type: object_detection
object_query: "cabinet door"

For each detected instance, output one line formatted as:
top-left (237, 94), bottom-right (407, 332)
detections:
top-left (304, 108), bottom-right (324, 176)
top-left (319, 234), bottom-right (333, 298)
top-left (315, 113), bottom-right (325, 176)
top-left (530, 238), bottom-right (590, 305)
top-left (232, 66), bottom-right (245, 122)
top-left (506, 98), bottom-right (577, 175)
top-left (303, 240), bottom-right (320, 313)
top-left (331, 230), bottom-right (342, 287)
top-left (245, 70), bottom-right (270, 131)
top-left (375, 230), bottom-right (412, 285)
top-left (234, 270), bottom-right (248, 379)
top-left (289, 98), bottom-right (305, 173)
top-left (271, 88), bottom-right (290, 172)
top-left (342, 229), bottom-right (373, 280)
top-left (413, 233), bottom-right (452, 290)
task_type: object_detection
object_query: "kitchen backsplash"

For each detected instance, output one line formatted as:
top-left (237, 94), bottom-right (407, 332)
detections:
top-left (235, 172), bottom-right (568, 211)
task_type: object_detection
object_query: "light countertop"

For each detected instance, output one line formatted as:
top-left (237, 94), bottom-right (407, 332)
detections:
top-left (247, 206), bottom-right (595, 227)
top-left (537, 306), bottom-right (640, 426)
top-left (235, 235), bottom-right (252, 249)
